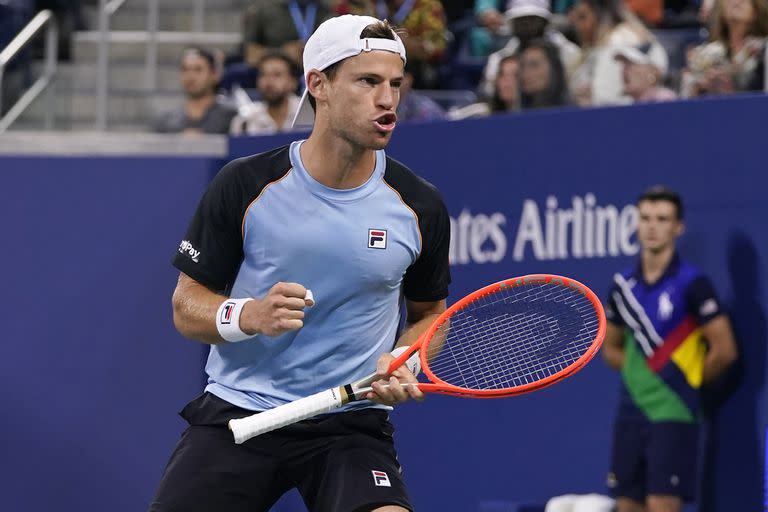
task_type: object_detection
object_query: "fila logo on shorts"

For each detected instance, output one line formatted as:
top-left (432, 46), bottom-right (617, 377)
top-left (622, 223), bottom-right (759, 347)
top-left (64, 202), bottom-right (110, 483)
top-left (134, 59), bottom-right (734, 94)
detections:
top-left (368, 229), bottom-right (387, 249)
top-left (220, 301), bottom-right (237, 324)
top-left (371, 470), bottom-right (391, 487)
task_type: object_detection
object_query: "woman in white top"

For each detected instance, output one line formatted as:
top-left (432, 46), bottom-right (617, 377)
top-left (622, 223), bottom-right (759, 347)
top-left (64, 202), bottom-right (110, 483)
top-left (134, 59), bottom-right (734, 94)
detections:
top-left (567, 0), bottom-right (668, 106)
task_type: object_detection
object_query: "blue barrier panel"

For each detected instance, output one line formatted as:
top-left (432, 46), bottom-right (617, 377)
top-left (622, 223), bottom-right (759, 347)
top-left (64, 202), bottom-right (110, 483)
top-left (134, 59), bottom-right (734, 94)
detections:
top-left (0, 156), bottom-right (221, 512)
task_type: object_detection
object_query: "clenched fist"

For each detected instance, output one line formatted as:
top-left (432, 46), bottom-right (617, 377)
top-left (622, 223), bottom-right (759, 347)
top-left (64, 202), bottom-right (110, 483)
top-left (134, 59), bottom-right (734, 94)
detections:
top-left (240, 282), bottom-right (315, 337)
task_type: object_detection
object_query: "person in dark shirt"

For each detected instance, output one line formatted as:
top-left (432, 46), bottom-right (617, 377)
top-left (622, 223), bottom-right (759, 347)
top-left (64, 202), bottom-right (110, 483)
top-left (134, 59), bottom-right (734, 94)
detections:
top-left (153, 47), bottom-right (236, 135)
top-left (602, 186), bottom-right (738, 512)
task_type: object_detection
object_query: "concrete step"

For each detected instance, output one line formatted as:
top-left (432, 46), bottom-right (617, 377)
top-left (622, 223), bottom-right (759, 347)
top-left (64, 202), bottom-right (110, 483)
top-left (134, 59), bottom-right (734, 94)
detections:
top-left (18, 88), bottom-right (183, 125)
top-left (72, 31), bottom-right (241, 64)
top-left (82, 5), bottom-right (243, 33)
top-left (42, 61), bottom-right (182, 93)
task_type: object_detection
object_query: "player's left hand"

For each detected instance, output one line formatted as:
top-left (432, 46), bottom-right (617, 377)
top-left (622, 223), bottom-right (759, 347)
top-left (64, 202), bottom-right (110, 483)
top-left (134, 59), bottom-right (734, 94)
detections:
top-left (366, 352), bottom-right (425, 406)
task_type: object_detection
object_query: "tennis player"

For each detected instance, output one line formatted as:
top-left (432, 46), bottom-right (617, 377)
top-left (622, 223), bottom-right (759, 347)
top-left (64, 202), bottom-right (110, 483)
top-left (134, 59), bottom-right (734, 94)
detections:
top-left (149, 15), bottom-right (451, 512)
top-left (602, 186), bottom-right (738, 512)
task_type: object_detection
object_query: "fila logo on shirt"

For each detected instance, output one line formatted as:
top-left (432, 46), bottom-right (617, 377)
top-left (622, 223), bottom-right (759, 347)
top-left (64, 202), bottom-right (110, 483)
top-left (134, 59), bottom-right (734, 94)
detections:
top-left (220, 301), bottom-right (237, 325)
top-left (371, 470), bottom-right (391, 487)
top-left (368, 229), bottom-right (387, 249)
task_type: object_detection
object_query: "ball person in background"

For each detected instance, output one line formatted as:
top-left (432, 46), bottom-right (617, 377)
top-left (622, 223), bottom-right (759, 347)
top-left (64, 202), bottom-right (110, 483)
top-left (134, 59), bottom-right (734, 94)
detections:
top-left (602, 186), bottom-right (737, 512)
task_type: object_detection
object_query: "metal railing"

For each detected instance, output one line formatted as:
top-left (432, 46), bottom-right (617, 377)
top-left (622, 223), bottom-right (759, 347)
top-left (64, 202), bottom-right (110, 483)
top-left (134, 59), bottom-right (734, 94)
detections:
top-left (0, 10), bottom-right (58, 133)
top-left (95, 0), bottom-right (209, 130)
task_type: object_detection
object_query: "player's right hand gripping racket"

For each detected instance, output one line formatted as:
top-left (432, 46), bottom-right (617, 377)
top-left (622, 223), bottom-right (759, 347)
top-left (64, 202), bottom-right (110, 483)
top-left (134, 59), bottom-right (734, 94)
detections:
top-left (229, 274), bottom-right (606, 444)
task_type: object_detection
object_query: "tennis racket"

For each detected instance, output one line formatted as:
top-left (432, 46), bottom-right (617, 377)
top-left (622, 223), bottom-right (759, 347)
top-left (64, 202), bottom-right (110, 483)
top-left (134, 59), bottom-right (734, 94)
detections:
top-left (229, 274), bottom-right (606, 444)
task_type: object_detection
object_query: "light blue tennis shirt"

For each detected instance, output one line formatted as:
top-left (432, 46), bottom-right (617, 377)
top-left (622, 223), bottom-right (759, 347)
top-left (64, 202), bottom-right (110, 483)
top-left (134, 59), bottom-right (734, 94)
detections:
top-left (173, 141), bottom-right (451, 412)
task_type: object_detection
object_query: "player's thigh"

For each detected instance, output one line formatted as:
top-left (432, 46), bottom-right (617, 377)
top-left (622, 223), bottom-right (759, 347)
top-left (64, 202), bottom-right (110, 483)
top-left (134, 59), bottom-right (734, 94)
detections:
top-left (149, 425), bottom-right (290, 512)
top-left (646, 495), bottom-right (682, 512)
top-left (608, 419), bottom-right (649, 502)
top-left (296, 410), bottom-right (413, 512)
top-left (646, 422), bottom-right (699, 502)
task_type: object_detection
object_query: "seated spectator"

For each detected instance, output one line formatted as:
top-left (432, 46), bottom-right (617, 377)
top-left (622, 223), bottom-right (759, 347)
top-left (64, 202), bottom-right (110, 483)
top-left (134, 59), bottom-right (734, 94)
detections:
top-left (243, 0), bottom-right (333, 68)
top-left (567, 0), bottom-right (668, 106)
top-left (449, 53), bottom-right (520, 118)
top-left (519, 39), bottom-right (570, 109)
top-left (479, 0), bottom-right (581, 99)
top-left (397, 60), bottom-right (446, 122)
top-left (681, 0), bottom-right (768, 97)
top-left (335, 0), bottom-right (448, 88)
top-left (152, 47), bottom-right (237, 135)
top-left (615, 43), bottom-right (678, 102)
top-left (230, 52), bottom-right (301, 135)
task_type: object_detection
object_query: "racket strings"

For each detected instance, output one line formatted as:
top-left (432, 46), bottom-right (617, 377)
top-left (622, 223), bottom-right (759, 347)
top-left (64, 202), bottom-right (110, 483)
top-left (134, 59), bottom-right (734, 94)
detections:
top-left (424, 283), bottom-right (599, 390)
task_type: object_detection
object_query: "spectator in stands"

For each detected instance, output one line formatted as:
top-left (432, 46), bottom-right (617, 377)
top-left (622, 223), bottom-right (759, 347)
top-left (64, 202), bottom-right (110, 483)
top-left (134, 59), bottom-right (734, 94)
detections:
top-left (335, 0), bottom-right (448, 88)
top-left (602, 186), bottom-right (737, 512)
top-left (615, 44), bottom-right (678, 103)
top-left (479, 0), bottom-right (581, 99)
top-left (681, 0), bottom-right (768, 97)
top-left (230, 52), bottom-right (301, 136)
top-left (567, 0), bottom-right (668, 106)
top-left (397, 60), bottom-right (446, 122)
top-left (242, 0), bottom-right (333, 68)
top-left (519, 39), bottom-right (570, 109)
top-left (153, 47), bottom-right (237, 135)
top-left (448, 53), bottom-right (520, 118)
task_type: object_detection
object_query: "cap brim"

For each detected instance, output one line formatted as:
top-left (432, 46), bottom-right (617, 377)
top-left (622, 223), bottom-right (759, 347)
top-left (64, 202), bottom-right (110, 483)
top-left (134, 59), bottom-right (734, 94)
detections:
top-left (614, 47), bottom-right (651, 66)
top-left (506, 6), bottom-right (551, 19)
top-left (291, 88), bottom-right (315, 129)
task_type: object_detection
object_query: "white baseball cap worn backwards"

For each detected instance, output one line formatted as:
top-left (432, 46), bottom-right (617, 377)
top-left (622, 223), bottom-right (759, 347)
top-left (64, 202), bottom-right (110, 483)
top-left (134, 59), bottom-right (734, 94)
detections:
top-left (291, 15), bottom-right (407, 128)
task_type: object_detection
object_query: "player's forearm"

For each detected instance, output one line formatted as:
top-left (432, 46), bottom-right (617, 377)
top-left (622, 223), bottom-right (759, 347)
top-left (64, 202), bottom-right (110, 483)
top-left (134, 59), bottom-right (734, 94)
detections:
top-left (396, 313), bottom-right (441, 348)
top-left (396, 299), bottom-right (447, 348)
top-left (702, 348), bottom-right (737, 383)
top-left (602, 344), bottom-right (624, 370)
top-left (172, 284), bottom-right (228, 345)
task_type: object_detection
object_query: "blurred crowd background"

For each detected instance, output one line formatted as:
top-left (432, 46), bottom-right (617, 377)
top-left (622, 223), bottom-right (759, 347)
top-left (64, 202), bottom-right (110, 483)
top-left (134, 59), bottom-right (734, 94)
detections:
top-left (0, 0), bottom-right (766, 134)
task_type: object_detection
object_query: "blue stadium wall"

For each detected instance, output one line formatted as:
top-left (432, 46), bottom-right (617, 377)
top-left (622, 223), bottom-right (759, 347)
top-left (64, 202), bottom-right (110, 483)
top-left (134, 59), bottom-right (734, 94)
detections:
top-left (1, 96), bottom-right (765, 512)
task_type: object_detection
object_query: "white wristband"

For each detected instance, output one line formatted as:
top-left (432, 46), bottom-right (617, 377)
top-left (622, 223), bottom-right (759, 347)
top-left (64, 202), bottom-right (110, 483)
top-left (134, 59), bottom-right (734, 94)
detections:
top-left (391, 346), bottom-right (421, 376)
top-left (216, 298), bottom-right (254, 342)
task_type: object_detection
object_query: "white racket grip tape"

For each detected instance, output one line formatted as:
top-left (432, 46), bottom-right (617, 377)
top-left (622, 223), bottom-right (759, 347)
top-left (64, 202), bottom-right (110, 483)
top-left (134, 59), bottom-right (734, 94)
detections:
top-left (228, 388), bottom-right (342, 444)
top-left (391, 346), bottom-right (421, 376)
top-left (304, 289), bottom-right (314, 307)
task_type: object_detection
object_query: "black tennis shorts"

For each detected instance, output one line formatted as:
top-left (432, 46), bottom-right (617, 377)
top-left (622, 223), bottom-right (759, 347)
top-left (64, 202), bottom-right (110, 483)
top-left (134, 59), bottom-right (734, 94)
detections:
top-left (148, 392), bottom-right (412, 512)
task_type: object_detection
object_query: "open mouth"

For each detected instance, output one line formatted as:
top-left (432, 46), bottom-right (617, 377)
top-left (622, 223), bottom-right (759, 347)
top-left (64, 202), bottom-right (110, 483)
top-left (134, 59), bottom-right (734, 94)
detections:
top-left (373, 113), bottom-right (397, 132)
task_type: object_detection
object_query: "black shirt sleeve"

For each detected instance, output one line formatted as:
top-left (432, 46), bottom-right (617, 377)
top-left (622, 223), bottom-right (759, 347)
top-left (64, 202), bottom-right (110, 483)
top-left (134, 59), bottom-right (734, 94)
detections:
top-left (403, 197), bottom-right (451, 302)
top-left (172, 160), bottom-right (246, 293)
top-left (171, 146), bottom-right (292, 293)
top-left (686, 274), bottom-right (723, 325)
top-left (384, 158), bottom-right (451, 302)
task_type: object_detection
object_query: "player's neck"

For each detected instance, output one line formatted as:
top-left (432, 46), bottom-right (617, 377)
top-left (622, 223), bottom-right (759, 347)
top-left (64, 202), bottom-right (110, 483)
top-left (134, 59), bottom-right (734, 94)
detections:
top-left (641, 245), bottom-right (675, 285)
top-left (300, 131), bottom-right (377, 190)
